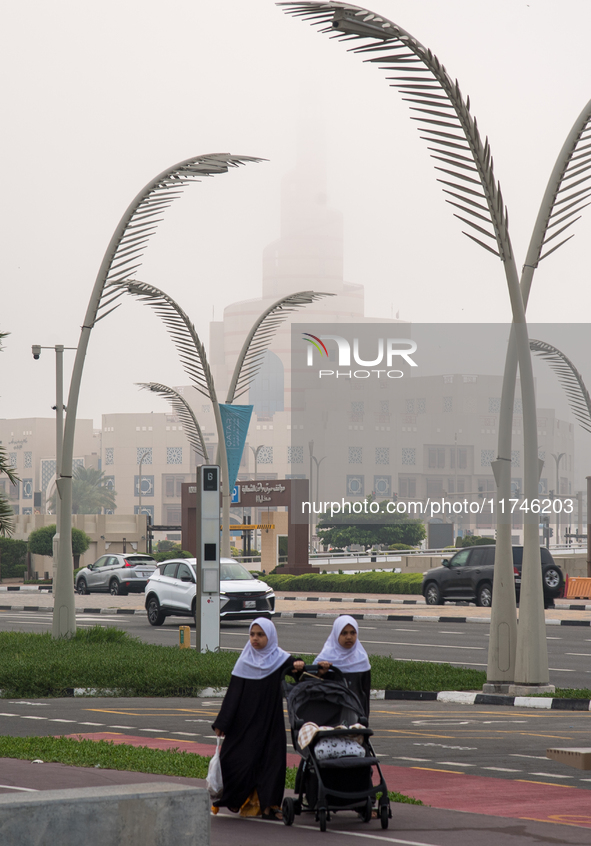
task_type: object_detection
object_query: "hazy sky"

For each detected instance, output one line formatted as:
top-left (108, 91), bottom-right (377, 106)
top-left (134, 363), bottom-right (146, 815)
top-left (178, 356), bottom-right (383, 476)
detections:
top-left (2, 0), bottom-right (591, 428)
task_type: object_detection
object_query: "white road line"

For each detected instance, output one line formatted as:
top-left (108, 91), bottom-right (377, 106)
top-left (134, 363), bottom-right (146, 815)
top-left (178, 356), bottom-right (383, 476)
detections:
top-left (230, 815), bottom-right (441, 846)
top-left (48, 719), bottom-right (76, 723)
top-left (0, 713), bottom-right (18, 717)
top-left (392, 757), bottom-right (431, 762)
top-left (510, 754), bottom-right (547, 760)
top-left (20, 716), bottom-right (47, 720)
top-left (171, 732), bottom-right (199, 736)
top-left (78, 722), bottom-right (104, 726)
top-left (0, 785), bottom-right (39, 792)
top-left (481, 767), bottom-right (522, 772)
top-left (138, 728), bottom-right (162, 732)
top-left (529, 772), bottom-right (573, 779)
top-left (109, 725), bottom-right (136, 729)
top-left (436, 761), bottom-right (475, 767)
top-left (565, 653), bottom-right (591, 656)
top-left (362, 641), bottom-right (484, 650)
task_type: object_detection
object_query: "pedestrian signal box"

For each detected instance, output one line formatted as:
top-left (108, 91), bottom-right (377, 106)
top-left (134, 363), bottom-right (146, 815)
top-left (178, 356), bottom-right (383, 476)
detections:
top-left (196, 465), bottom-right (220, 652)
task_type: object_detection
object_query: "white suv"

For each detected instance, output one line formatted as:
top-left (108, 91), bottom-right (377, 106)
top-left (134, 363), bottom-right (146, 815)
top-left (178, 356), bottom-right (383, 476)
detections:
top-left (76, 554), bottom-right (158, 596)
top-left (144, 557), bottom-right (276, 626)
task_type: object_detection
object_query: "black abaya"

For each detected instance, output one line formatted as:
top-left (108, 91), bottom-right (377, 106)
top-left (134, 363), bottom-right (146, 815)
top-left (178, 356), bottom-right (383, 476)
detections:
top-left (343, 669), bottom-right (371, 717)
top-left (212, 657), bottom-right (294, 811)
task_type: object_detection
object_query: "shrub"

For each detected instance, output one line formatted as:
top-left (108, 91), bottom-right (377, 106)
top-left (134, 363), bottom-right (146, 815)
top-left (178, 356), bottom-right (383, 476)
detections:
top-left (28, 525), bottom-right (91, 557)
top-left (264, 571), bottom-right (422, 594)
top-left (0, 537), bottom-right (27, 578)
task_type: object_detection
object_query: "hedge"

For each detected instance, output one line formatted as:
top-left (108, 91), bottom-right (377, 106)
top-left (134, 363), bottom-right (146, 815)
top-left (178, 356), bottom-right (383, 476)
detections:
top-left (264, 571), bottom-right (422, 594)
top-left (0, 537), bottom-right (28, 578)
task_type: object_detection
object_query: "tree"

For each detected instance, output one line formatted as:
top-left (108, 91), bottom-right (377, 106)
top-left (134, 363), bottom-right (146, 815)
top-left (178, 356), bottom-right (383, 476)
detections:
top-left (28, 525), bottom-right (90, 558)
top-left (316, 498), bottom-right (425, 550)
top-left (48, 466), bottom-right (116, 515)
top-left (0, 332), bottom-right (19, 536)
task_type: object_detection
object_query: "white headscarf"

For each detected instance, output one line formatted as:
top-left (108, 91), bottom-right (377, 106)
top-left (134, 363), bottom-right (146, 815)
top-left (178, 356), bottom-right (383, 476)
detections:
top-left (314, 615), bottom-right (371, 673)
top-left (231, 617), bottom-right (291, 680)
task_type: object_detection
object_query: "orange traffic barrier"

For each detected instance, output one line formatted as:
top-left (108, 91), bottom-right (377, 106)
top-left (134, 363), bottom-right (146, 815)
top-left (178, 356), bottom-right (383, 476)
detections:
top-left (565, 577), bottom-right (591, 599)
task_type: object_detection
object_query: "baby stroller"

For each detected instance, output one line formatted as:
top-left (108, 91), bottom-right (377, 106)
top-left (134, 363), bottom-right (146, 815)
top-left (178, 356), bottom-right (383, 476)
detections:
top-left (281, 664), bottom-right (391, 831)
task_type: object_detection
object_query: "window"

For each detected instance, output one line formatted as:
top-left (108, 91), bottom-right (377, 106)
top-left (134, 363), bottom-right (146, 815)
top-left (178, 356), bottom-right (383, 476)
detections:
top-left (348, 447), bottom-right (363, 465)
top-left (375, 447), bottom-right (389, 466)
top-left (167, 447), bottom-right (183, 465)
top-left (162, 561), bottom-right (178, 577)
top-left (346, 475), bottom-right (364, 496)
top-left (137, 447), bottom-right (152, 464)
top-left (177, 563), bottom-right (193, 582)
top-left (428, 448), bottom-right (445, 469)
top-left (164, 475), bottom-right (185, 498)
top-left (401, 448), bottom-right (416, 466)
top-left (399, 477), bottom-right (416, 497)
top-left (450, 447), bottom-right (467, 469)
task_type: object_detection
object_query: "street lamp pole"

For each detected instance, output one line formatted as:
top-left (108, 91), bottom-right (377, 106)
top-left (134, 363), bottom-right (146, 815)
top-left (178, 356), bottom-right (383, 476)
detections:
top-left (137, 449), bottom-right (150, 553)
top-left (32, 344), bottom-right (76, 579)
top-left (552, 453), bottom-right (565, 546)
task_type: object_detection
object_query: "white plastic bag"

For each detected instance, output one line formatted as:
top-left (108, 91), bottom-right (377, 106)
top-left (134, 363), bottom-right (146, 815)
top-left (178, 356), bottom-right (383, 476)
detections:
top-left (206, 737), bottom-right (223, 800)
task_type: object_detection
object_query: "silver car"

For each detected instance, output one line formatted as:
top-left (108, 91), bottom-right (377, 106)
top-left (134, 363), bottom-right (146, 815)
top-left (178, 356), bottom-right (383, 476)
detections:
top-left (76, 554), bottom-right (157, 596)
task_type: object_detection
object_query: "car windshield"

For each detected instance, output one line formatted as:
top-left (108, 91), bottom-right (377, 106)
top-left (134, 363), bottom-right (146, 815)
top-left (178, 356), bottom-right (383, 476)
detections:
top-left (220, 562), bottom-right (255, 581)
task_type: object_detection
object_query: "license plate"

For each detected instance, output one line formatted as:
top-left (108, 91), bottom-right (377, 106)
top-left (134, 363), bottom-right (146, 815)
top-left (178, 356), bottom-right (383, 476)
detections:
top-left (243, 600), bottom-right (256, 609)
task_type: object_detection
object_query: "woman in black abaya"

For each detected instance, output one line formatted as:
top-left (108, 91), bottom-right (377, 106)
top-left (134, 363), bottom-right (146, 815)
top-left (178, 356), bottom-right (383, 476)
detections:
top-left (212, 617), bottom-right (303, 820)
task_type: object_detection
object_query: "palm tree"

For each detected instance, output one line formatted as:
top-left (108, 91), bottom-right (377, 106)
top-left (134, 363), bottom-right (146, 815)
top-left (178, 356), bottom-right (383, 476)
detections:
top-left (49, 466), bottom-right (117, 515)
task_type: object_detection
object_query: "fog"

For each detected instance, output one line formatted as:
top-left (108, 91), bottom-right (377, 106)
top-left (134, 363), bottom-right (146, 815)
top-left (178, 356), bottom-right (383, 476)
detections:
top-left (2, 0), bottom-right (591, 428)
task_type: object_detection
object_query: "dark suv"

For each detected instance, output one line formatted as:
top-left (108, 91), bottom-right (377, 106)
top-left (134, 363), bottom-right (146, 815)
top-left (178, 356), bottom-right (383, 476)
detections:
top-left (422, 545), bottom-right (563, 608)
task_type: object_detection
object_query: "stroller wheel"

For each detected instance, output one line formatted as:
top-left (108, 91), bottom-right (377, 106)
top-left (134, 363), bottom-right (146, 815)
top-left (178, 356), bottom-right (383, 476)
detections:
top-left (318, 808), bottom-right (327, 832)
top-left (293, 798), bottom-right (302, 815)
top-left (282, 797), bottom-right (295, 827)
top-left (380, 803), bottom-right (389, 829)
top-left (362, 797), bottom-right (372, 823)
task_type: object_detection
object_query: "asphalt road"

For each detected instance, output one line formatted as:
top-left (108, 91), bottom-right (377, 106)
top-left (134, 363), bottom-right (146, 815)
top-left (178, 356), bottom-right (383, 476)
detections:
top-left (2, 609), bottom-right (591, 689)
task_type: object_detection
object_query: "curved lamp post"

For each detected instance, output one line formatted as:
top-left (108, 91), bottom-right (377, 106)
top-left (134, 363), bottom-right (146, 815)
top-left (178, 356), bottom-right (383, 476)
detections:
top-left (279, 1), bottom-right (591, 688)
top-left (136, 383), bottom-right (210, 463)
top-left (124, 284), bottom-right (332, 558)
top-left (137, 448), bottom-right (151, 551)
top-left (55, 153), bottom-right (259, 638)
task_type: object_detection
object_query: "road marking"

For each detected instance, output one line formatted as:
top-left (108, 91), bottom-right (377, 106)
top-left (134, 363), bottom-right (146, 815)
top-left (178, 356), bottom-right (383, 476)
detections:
top-left (171, 732), bottom-right (199, 736)
top-left (436, 761), bottom-right (475, 767)
top-left (411, 766), bottom-right (465, 775)
top-left (138, 728), bottom-right (162, 732)
top-left (48, 719), bottom-right (76, 723)
top-left (363, 641), bottom-right (484, 650)
top-left (529, 772), bottom-right (573, 779)
top-left (78, 722), bottom-right (104, 726)
top-left (109, 725), bottom-right (136, 729)
top-left (232, 815), bottom-right (439, 845)
top-left (0, 785), bottom-right (39, 792)
top-left (481, 766), bottom-right (522, 772)
top-left (565, 653), bottom-right (591, 657)
top-left (517, 779), bottom-right (577, 788)
top-left (510, 754), bottom-right (550, 760)
top-left (21, 716), bottom-right (47, 720)
top-left (0, 713), bottom-right (18, 717)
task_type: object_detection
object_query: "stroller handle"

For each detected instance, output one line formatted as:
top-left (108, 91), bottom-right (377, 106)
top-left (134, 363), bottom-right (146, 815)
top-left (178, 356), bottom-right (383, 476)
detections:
top-left (282, 663), bottom-right (346, 682)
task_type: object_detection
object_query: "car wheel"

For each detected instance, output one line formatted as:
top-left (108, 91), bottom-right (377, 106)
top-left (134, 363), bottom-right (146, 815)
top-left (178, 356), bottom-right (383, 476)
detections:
top-left (109, 578), bottom-right (126, 596)
top-left (76, 578), bottom-right (89, 595)
top-left (476, 582), bottom-right (492, 607)
top-left (543, 567), bottom-right (561, 591)
top-left (424, 582), bottom-right (443, 605)
top-left (147, 597), bottom-right (166, 626)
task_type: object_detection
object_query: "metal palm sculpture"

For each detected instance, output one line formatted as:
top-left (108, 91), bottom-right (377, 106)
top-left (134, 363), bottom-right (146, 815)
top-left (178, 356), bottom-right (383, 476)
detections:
top-left (136, 383), bottom-right (210, 460)
top-left (55, 153), bottom-right (260, 637)
top-left (226, 290), bottom-right (334, 402)
top-left (126, 281), bottom-right (333, 555)
top-left (530, 340), bottom-right (591, 435)
top-left (281, 1), bottom-right (548, 688)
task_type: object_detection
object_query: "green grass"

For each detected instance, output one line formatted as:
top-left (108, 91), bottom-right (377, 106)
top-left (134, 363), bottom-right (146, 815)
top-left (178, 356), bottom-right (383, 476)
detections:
top-left (0, 628), bottom-right (485, 697)
top-left (0, 737), bottom-right (422, 805)
top-left (535, 688), bottom-right (591, 699)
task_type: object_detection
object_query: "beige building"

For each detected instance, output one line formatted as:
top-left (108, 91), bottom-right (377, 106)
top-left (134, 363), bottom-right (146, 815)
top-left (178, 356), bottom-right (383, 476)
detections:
top-left (0, 417), bottom-right (97, 516)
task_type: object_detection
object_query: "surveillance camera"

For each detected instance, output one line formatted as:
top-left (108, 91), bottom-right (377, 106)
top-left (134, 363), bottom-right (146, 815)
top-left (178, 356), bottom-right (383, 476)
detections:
top-left (32, 345), bottom-right (41, 360)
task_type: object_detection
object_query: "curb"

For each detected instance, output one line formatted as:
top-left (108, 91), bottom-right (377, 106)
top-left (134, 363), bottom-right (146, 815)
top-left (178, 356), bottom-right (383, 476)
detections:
top-left (279, 596), bottom-right (591, 611)
top-left (1, 685), bottom-right (588, 710)
top-left (374, 689), bottom-right (591, 710)
top-left (0, 606), bottom-right (145, 615)
top-left (2, 606), bottom-right (591, 625)
top-left (276, 611), bottom-right (590, 626)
